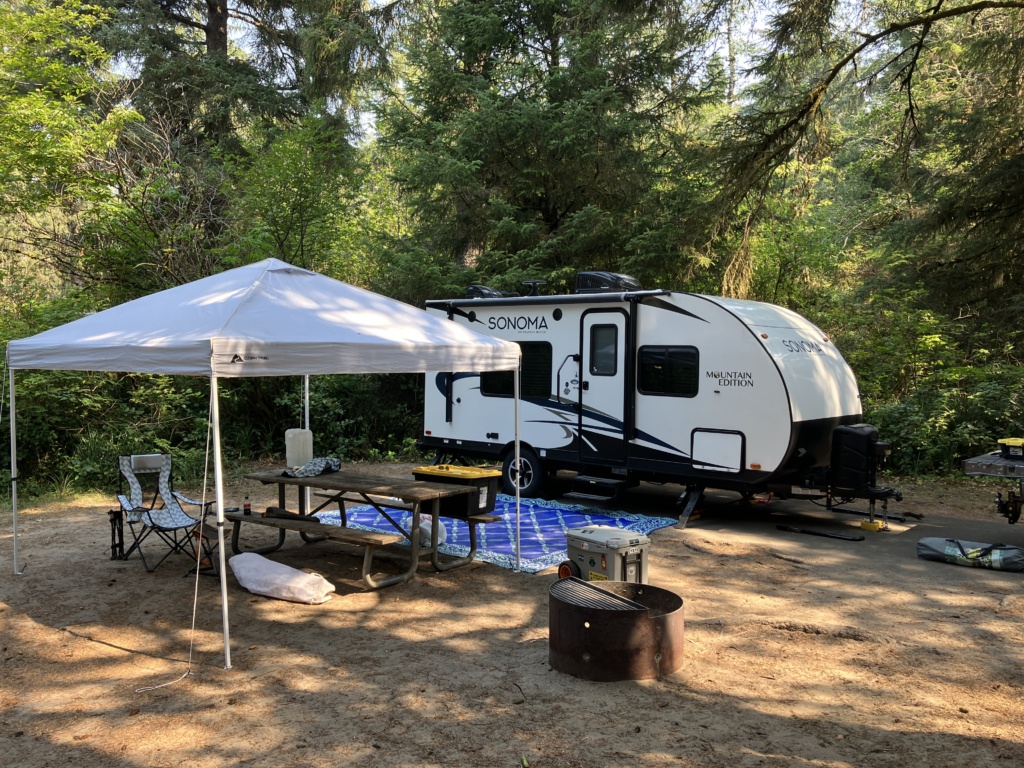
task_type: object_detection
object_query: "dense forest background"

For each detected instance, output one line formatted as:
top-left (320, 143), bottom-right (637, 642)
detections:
top-left (2, 0), bottom-right (1023, 494)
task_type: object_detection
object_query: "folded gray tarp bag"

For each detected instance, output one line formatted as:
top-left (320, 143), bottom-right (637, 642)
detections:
top-left (916, 537), bottom-right (1024, 572)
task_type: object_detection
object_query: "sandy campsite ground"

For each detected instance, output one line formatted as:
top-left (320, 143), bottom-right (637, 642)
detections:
top-left (2, 464), bottom-right (1024, 768)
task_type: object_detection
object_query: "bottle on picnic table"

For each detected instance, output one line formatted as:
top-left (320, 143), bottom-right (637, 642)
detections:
top-left (243, 495), bottom-right (251, 515)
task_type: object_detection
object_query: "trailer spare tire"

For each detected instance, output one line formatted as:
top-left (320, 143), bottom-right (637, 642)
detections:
top-left (502, 446), bottom-right (544, 497)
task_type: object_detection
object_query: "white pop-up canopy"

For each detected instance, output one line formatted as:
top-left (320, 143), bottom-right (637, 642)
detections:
top-left (7, 258), bottom-right (521, 375)
top-left (6, 258), bottom-right (522, 667)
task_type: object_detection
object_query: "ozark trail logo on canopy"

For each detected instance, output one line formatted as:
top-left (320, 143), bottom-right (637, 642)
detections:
top-left (230, 354), bottom-right (269, 364)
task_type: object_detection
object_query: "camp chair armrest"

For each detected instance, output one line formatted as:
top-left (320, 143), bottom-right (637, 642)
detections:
top-left (117, 494), bottom-right (147, 521)
top-left (172, 491), bottom-right (215, 511)
top-left (117, 493), bottom-right (132, 511)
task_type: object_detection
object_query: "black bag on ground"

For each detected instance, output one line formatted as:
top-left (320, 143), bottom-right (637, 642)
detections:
top-left (916, 537), bottom-right (1024, 572)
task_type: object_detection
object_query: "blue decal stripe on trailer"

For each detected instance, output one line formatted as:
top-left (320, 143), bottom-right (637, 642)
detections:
top-left (536, 404), bottom-right (686, 456)
top-left (633, 428), bottom-right (686, 456)
top-left (434, 371), bottom-right (480, 395)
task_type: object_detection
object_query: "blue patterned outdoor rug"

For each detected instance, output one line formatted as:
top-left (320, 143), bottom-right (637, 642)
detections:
top-left (314, 494), bottom-right (678, 574)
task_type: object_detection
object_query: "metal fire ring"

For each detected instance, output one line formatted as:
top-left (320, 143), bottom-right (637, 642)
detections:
top-left (548, 577), bottom-right (684, 681)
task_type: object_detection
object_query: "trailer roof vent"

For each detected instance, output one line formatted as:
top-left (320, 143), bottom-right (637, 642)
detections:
top-left (574, 271), bottom-right (643, 294)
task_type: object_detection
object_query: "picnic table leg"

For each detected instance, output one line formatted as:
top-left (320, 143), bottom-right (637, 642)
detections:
top-left (432, 530), bottom-right (475, 571)
top-left (230, 519), bottom-right (287, 555)
top-left (297, 508), bottom-right (327, 543)
top-left (432, 513), bottom-right (480, 572)
top-left (274, 480), bottom-right (327, 545)
top-left (361, 500), bottom-right (427, 589)
top-left (300, 491), bottom-right (345, 542)
top-left (299, 528), bottom-right (327, 543)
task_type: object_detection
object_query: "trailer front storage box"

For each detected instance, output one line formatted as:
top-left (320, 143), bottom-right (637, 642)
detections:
top-left (411, 465), bottom-right (501, 517)
top-left (565, 525), bottom-right (650, 583)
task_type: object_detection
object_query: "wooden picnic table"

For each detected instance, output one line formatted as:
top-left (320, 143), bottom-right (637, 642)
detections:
top-left (231, 469), bottom-right (498, 588)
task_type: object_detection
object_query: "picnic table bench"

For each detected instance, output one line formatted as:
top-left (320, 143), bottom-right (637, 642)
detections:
top-left (224, 509), bottom-right (405, 587)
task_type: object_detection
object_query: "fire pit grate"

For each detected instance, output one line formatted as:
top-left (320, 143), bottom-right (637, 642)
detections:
top-left (548, 577), bottom-right (647, 611)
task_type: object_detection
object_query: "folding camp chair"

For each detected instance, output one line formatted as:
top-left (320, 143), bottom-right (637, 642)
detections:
top-left (117, 454), bottom-right (212, 573)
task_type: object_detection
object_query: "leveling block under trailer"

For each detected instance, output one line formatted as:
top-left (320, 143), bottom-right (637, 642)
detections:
top-left (420, 272), bottom-right (901, 528)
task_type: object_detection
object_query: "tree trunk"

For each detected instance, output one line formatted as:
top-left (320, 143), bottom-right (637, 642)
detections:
top-left (206, 0), bottom-right (229, 56)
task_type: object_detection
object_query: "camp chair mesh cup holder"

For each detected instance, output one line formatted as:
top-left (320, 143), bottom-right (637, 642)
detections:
top-left (110, 454), bottom-right (216, 573)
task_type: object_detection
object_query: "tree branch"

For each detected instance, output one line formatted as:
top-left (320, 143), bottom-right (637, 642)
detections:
top-left (718, 1), bottom-right (1024, 224)
top-left (158, 2), bottom-right (205, 33)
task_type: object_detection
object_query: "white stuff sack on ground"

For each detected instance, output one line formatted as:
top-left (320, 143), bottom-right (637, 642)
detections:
top-left (228, 552), bottom-right (336, 604)
top-left (419, 514), bottom-right (447, 546)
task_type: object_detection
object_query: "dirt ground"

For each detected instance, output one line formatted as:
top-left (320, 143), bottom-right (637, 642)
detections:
top-left (2, 464), bottom-right (1023, 768)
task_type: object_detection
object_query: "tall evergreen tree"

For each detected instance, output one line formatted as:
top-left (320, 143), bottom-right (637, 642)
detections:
top-left (98, 0), bottom-right (391, 147)
top-left (56, 0), bottom-right (398, 296)
top-left (712, 1), bottom-right (1024, 318)
top-left (378, 0), bottom-right (716, 292)
top-left (895, 11), bottom-right (1024, 327)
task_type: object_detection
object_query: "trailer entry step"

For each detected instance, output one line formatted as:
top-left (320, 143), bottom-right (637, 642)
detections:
top-left (565, 475), bottom-right (630, 501)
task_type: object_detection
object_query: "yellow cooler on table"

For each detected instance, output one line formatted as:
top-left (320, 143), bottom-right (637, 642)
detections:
top-left (411, 465), bottom-right (502, 518)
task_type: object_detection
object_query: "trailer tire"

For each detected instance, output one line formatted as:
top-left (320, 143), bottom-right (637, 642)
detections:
top-left (502, 446), bottom-right (544, 497)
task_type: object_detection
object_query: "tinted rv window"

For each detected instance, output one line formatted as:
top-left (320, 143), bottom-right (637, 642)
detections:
top-left (638, 346), bottom-right (699, 397)
top-left (480, 342), bottom-right (552, 398)
top-left (589, 325), bottom-right (618, 376)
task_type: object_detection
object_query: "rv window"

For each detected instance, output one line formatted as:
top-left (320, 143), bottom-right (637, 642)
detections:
top-left (480, 342), bottom-right (552, 398)
top-left (589, 325), bottom-right (618, 376)
top-left (638, 346), bottom-right (699, 397)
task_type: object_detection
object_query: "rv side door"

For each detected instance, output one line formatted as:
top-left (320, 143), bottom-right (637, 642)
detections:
top-left (579, 310), bottom-right (628, 465)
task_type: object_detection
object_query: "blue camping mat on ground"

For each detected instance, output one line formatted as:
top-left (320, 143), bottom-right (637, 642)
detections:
top-left (315, 494), bottom-right (678, 573)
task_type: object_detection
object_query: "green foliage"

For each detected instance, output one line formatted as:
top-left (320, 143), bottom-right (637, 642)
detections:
top-left (870, 364), bottom-right (1024, 476)
top-left (3, 368), bottom-right (212, 494)
top-left (271, 373), bottom-right (425, 462)
top-left (810, 284), bottom-right (1024, 475)
top-left (0, 1), bottom-right (137, 215)
top-left (377, 0), bottom-right (715, 287)
top-left (74, 121), bottom-right (231, 304)
top-left (889, 13), bottom-right (1024, 328)
top-left (2, 286), bottom-right (207, 493)
top-left (69, 0), bottom-right (387, 301)
top-left (97, 0), bottom-right (290, 147)
top-left (223, 114), bottom-right (355, 271)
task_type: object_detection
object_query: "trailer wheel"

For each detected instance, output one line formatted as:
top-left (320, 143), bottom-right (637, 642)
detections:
top-left (502, 446), bottom-right (544, 497)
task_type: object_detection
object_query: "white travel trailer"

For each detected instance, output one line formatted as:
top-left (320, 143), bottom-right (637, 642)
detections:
top-left (421, 273), bottom-right (898, 524)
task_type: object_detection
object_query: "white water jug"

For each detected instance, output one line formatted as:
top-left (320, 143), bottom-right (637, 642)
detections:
top-left (285, 428), bottom-right (313, 468)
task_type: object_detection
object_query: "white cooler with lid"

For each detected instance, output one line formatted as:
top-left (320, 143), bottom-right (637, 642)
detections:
top-left (563, 525), bottom-right (651, 583)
